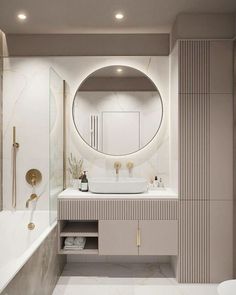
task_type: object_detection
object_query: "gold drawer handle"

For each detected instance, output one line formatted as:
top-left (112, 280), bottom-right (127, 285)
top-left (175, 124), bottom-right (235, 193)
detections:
top-left (136, 228), bottom-right (141, 247)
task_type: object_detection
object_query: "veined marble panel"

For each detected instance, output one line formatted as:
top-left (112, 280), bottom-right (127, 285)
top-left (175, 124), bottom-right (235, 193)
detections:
top-left (1, 226), bottom-right (66, 295)
top-left (2, 56), bottom-right (172, 210)
top-left (2, 58), bottom-right (51, 210)
top-left (52, 56), bottom-right (170, 186)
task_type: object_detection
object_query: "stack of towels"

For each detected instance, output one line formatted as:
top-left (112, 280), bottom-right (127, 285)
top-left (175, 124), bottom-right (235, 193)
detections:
top-left (64, 237), bottom-right (86, 250)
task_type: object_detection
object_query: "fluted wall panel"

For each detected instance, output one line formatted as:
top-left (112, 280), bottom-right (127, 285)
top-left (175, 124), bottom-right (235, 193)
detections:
top-left (179, 200), bottom-right (210, 283)
top-left (178, 40), bottom-right (210, 283)
top-left (180, 93), bottom-right (210, 200)
top-left (179, 40), bottom-right (210, 94)
top-left (58, 199), bottom-right (178, 221)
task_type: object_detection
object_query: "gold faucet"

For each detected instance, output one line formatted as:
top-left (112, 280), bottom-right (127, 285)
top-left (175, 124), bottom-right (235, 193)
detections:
top-left (114, 161), bottom-right (122, 176)
top-left (26, 193), bottom-right (38, 208)
top-left (126, 162), bottom-right (134, 176)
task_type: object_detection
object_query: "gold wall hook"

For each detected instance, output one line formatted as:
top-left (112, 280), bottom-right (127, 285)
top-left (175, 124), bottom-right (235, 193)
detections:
top-left (26, 169), bottom-right (42, 186)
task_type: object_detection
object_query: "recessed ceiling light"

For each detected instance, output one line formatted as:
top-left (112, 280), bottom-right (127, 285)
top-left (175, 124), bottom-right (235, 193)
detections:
top-left (117, 68), bottom-right (123, 73)
top-left (115, 13), bottom-right (124, 20)
top-left (17, 13), bottom-right (27, 20)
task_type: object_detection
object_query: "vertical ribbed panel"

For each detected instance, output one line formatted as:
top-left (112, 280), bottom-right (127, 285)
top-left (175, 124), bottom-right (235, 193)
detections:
top-left (179, 201), bottom-right (210, 283)
top-left (58, 199), bottom-right (178, 220)
top-left (179, 40), bottom-right (210, 283)
top-left (180, 93), bottom-right (210, 200)
top-left (179, 40), bottom-right (210, 94)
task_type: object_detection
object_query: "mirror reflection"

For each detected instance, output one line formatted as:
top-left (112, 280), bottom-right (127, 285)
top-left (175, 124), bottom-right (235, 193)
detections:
top-left (72, 66), bottom-right (163, 156)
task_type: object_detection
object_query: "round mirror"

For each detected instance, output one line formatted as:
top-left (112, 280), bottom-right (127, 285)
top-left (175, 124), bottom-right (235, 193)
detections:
top-left (72, 66), bottom-right (163, 156)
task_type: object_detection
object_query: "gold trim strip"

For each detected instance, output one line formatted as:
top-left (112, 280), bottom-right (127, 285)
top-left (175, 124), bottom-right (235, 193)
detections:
top-left (63, 80), bottom-right (66, 189)
top-left (136, 228), bottom-right (141, 247)
top-left (12, 126), bottom-right (19, 208)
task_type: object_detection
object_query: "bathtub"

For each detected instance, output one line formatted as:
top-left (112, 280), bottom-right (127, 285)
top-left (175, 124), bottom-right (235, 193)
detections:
top-left (0, 210), bottom-right (56, 293)
top-left (218, 280), bottom-right (236, 295)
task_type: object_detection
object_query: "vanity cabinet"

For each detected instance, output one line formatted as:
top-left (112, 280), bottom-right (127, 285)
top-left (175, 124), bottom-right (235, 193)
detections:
top-left (99, 220), bottom-right (178, 255)
top-left (57, 191), bottom-right (178, 256)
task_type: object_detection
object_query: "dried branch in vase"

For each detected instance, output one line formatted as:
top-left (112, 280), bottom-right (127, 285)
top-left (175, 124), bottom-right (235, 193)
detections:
top-left (68, 153), bottom-right (83, 179)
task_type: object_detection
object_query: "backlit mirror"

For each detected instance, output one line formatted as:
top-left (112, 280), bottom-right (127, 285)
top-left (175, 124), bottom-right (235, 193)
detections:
top-left (72, 66), bottom-right (163, 156)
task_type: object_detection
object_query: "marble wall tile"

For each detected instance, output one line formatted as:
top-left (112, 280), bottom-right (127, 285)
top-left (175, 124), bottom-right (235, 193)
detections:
top-left (3, 58), bottom-right (50, 210)
top-left (1, 226), bottom-right (66, 295)
top-left (2, 56), bottom-right (172, 211)
top-left (53, 56), bottom-right (171, 186)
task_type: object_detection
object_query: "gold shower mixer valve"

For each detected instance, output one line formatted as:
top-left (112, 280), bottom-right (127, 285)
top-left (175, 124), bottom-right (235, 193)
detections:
top-left (25, 169), bottom-right (42, 187)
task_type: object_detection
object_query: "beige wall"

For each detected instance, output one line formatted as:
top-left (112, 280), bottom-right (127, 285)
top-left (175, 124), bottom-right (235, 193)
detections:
top-left (3, 34), bottom-right (170, 57)
top-left (234, 40), bottom-right (236, 278)
top-left (0, 31), bottom-right (3, 211)
top-left (171, 13), bottom-right (236, 49)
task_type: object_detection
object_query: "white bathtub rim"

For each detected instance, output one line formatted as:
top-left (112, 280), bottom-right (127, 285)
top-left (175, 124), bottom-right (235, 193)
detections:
top-left (217, 280), bottom-right (236, 295)
top-left (0, 218), bottom-right (57, 293)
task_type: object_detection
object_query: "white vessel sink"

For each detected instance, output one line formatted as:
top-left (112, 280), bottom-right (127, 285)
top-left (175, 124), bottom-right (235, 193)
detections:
top-left (89, 177), bottom-right (148, 194)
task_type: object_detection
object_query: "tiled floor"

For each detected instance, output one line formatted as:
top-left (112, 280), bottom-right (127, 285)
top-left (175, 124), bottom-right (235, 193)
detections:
top-left (53, 263), bottom-right (218, 295)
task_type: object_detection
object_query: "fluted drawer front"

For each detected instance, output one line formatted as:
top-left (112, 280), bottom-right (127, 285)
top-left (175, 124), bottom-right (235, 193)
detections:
top-left (58, 199), bottom-right (178, 220)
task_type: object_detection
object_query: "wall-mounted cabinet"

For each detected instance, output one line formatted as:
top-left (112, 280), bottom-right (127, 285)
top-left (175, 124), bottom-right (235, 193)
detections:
top-left (99, 220), bottom-right (177, 256)
top-left (58, 195), bottom-right (178, 257)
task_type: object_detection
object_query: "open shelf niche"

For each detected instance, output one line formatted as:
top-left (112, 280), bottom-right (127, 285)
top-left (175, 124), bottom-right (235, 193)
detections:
top-left (58, 220), bottom-right (99, 254)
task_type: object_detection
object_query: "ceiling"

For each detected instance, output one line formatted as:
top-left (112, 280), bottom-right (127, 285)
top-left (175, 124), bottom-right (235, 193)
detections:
top-left (91, 66), bottom-right (145, 78)
top-left (0, 0), bottom-right (235, 34)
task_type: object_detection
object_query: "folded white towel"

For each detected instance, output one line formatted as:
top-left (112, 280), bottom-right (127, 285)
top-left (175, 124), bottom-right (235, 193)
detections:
top-left (74, 237), bottom-right (86, 246)
top-left (64, 245), bottom-right (85, 250)
top-left (64, 237), bottom-right (74, 246)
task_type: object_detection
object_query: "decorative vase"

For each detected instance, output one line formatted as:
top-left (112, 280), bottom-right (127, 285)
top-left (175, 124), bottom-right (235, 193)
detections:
top-left (71, 178), bottom-right (81, 190)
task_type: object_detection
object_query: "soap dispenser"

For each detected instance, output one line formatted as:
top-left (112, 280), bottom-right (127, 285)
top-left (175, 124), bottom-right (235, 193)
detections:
top-left (159, 177), bottom-right (164, 188)
top-left (81, 171), bottom-right (89, 192)
top-left (154, 176), bottom-right (158, 187)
